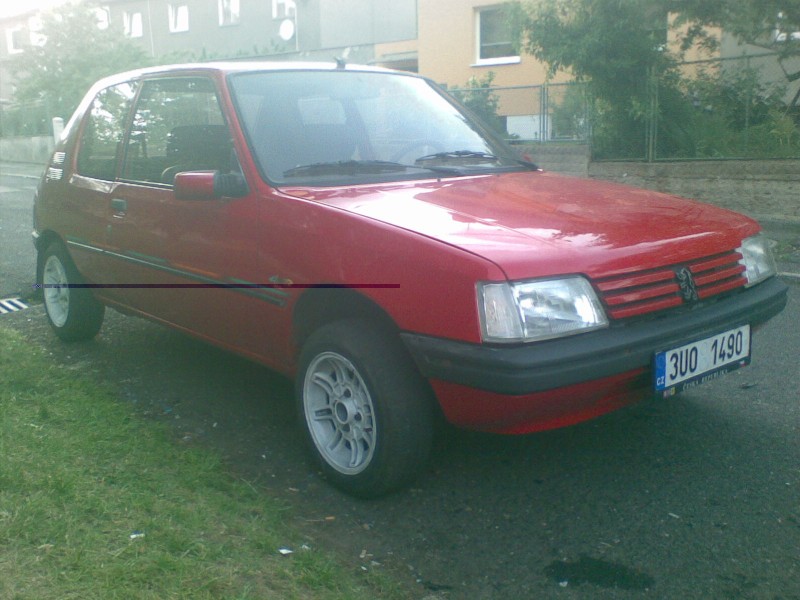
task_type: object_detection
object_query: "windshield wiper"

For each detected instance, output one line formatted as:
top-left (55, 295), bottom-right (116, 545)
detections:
top-left (416, 151), bottom-right (540, 171)
top-left (284, 160), bottom-right (412, 177)
top-left (415, 150), bottom-right (501, 164)
top-left (283, 159), bottom-right (462, 178)
top-left (513, 157), bottom-right (540, 171)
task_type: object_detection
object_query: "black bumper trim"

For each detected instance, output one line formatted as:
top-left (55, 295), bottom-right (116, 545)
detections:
top-left (401, 277), bottom-right (788, 395)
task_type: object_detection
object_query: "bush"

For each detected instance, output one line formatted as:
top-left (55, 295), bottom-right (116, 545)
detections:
top-left (451, 72), bottom-right (507, 136)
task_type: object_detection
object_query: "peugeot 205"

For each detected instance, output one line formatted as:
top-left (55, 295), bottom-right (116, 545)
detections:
top-left (33, 63), bottom-right (788, 497)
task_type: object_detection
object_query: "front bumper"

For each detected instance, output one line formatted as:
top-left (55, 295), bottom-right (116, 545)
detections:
top-left (402, 277), bottom-right (788, 396)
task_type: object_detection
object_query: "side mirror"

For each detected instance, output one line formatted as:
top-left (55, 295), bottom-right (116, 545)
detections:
top-left (173, 171), bottom-right (249, 200)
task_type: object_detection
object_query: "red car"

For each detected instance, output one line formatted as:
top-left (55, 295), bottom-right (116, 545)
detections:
top-left (34, 63), bottom-right (787, 497)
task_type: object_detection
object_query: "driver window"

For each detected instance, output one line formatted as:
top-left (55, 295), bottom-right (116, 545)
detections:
top-left (121, 77), bottom-right (232, 184)
top-left (76, 82), bottom-right (137, 180)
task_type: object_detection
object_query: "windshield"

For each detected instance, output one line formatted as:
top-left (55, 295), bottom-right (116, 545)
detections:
top-left (229, 69), bottom-right (532, 186)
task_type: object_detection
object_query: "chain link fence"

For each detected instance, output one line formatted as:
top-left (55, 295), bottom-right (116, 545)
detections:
top-left (449, 81), bottom-right (590, 144)
top-left (448, 52), bottom-right (800, 161)
top-left (659, 52), bottom-right (800, 160)
top-left (0, 101), bottom-right (55, 137)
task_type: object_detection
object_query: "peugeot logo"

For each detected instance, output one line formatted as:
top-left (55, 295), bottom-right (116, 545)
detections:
top-left (675, 267), bottom-right (699, 303)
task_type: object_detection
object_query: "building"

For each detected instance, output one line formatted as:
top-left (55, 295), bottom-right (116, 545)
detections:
top-left (0, 0), bottom-right (419, 104)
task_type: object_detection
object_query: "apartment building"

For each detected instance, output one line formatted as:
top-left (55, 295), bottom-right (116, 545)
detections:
top-left (0, 0), bottom-right (418, 102)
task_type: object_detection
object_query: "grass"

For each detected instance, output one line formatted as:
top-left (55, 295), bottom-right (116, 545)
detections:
top-left (0, 325), bottom-right (405, 600)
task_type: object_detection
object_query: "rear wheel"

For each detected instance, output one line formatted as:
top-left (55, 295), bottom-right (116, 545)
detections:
top-left (297, 319), bottom-right (434, 498)
top-left (41, 242), bottom-right (105, 341)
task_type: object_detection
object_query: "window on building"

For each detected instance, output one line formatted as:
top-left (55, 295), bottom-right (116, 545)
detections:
top-left (124, 11), bottom-right (144, 38)
top-left (94, 6), bottom-right (111, 30)
top-left (219, 0), bottom-right (240, 26)
top-left (476, 6), bottom-right (518, 65)
top-left (272, 0), bottom-right (296, 20)
top-left (169, 3), bottom-right (189, 33)
top-left (6, 26), bottom-right (26, 54)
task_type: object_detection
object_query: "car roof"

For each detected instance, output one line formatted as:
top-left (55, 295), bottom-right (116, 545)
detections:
top-left (91, 61), bottom-right (409, 88)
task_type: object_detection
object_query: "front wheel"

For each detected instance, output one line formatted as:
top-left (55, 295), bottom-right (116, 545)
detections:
top-left (297, 319), bottom-right (434, 498)
top-left (41, 242), bottom-right (105, 342)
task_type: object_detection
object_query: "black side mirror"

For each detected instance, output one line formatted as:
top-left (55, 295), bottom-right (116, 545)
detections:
top-left (214, 172), bottom-right (249, 198)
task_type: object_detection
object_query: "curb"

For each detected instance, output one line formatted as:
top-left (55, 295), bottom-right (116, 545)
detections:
top-left (0, 162), bottom-right (44, 181)
top-left (1, 172), bottom-right (41, 181)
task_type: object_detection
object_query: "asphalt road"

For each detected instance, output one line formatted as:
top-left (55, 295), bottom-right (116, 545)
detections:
top-left (2, 163), bottom-right (799, 599)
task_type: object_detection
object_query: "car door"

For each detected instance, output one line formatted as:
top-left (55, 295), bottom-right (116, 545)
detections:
top-left (106, 75), bottom-right (285, 356)
top-left (60, 80), bottom-right (137, 303)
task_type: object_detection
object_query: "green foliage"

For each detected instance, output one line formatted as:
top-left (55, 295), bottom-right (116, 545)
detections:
top-left (511, 0), bottom-right (800, 159)
top-left (0, 325), bottom-right (404, 599)
top-left (510, 0), bottom-right (676, 101)
top-left (666, 0), bottom-right (800, 59)
top-left (509, 0), bottom-right (679, 156)
top-left (9, 3), bottom-right (151, 121)
top-left (549, 83), bottom-right (591, 141)
top-left (451, 72), bottom-right (507, 135)
top-left (669, 66), bottom-right (800, 158)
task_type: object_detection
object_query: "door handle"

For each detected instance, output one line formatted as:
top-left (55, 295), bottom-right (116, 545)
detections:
top-left (111, 198), bottom-right (127, 213)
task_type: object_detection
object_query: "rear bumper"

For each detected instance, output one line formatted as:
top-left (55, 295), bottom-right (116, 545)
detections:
top-left (402, 277), bottom-right (787, 396)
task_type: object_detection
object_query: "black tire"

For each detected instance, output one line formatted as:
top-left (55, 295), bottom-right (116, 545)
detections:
top-left (40, 241), bottom-right (105, 342)
top-left (296, 319), bottom-right (434, 498)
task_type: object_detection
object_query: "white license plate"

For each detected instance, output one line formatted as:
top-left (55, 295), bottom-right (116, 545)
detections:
top-left (655, 325), bottom-right (751, 396)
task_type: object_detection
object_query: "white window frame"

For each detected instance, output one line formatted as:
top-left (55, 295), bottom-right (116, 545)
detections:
top-left (5, 25), bottom-right (25, 54)
top-left (474, 5), bottom-right (520, 67)
top-left (219, 0), bottom-right (241, 26)
top-left (94, 6), bottom-right (111, 30)
top-left (124, 11), bottom-right (144, 38)
top-left (168, 3), bottom-right (190, 33)
top-left (272, 0), bottom-right (296, 20)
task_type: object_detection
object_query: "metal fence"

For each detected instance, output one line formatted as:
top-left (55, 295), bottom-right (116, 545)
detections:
top-left (449, 81), bottom-right (590, 144)
top-left (0, 101), bottom-right (55, 137)
top-left (655, 52), bottom-right (800, 161)
top-left (448, 52), bottom-right (800, 161)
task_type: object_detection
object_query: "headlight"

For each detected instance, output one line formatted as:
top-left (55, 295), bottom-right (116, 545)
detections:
top-left (478, 276), bottom-right (608, 343)
top-left (738, 234), bottom-right (777, 287)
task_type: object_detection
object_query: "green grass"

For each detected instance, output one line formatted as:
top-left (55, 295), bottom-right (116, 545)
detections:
top-left (0, 326), bottom-right (404, 600)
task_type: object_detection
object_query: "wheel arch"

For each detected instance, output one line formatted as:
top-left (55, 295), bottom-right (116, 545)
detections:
top-left (35, 230), bottom-right (67, 286)
top-left (292, 287), bottom-right (399, 350)
top-left (291, 287), bottom-right (446, 426)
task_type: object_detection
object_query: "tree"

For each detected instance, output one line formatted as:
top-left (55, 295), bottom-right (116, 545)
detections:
top-left (451, 72), bottom-right (507, 135)
top-left (668, 0), bottom-right (800, 107)
top-left (667, 0), bottom-right (800, 58)
top-left (10, 3), bottom-right (151, 119)
top-left (509, 0), bottom-right (679, 157)
top-left (510, 0), bottom-right (800, 158)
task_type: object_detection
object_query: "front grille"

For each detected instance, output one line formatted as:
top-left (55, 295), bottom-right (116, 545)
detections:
top-left (595, 250), bottom-right (747, 320)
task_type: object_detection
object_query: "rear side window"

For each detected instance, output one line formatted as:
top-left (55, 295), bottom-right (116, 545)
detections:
top-left (76, 82), bottom-right (137, 180)
top-left (121, 77), bottom-right (232, 185)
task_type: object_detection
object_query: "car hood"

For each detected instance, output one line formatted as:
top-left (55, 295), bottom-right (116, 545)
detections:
top-left (280, 171), bottom-right (760, 280)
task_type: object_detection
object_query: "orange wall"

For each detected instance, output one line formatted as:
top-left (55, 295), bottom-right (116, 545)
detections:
top-left (417, 0), bottom-right (570, 88)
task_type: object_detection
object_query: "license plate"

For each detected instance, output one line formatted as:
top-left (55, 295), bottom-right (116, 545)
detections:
top-left (655, 325), bottom-right (751, 396)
